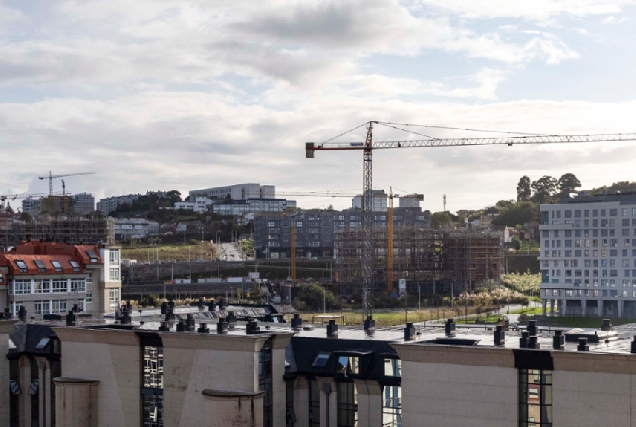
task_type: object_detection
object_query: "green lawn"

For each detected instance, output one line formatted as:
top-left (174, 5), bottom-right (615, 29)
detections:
top-left (455, 314), bottom-right (506, 325)
top-left (510, 306), bottom-right (548, 315)
top-left (546, 316), bottom-right (636, 328)
top-left (298, 308), bottom-right (483, 327)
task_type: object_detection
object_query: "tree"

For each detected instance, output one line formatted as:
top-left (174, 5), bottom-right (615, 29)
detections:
top-left (558, 173), bottom-right (581, 194)
top-left (531, 176), bottom-right (557, 203)
top-left (294, 284), bottom-right (339, 311)
top-left (517, 176), bottom-right (532, 201)
top-left (431, 211), bottom-right (452, 228)
top-left (19, 212), bottom-right (32, 223)
top-left (491, 201), bottom-right (539, 227)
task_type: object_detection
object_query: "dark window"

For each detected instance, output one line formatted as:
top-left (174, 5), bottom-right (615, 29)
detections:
top-left (384, 358), bottom-right (401, 377)
top-left (313, 353), bottom-right (330, 367)
top-left (382, 385), bottom-right (402, 427)
top-left (260, 339), bottom-right (273, 427)
top-left (34, 259), bottom-right (47, 273)
top-left (86, 250), bottom-right (99, 263)
top-left (337, 382), bottom-right (357, 427)
top-left (142, 346), bottom-right (163, 427)
top-left (336, 356), bottom-right (359, 376)
top-left (51, 261), bottom-right (63, 272)
top-left (308, 380), bottom-right (320, 427)
top-left (519, 369), bottom-right (552, 427)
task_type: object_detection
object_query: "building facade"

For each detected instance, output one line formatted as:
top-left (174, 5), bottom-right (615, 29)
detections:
top-left (96, 194), bottom-right (141, 216)
top-left (539, 193), bottom-right (636, 317)
top-left (0, 241), bottom-right (122, 318)
top-left (72, 193), bottom-right (95, 215)
top-left (211, 198), bottom-right (296, 217)
top-left (114, 218), bottom-right (160, 240)
top-left (189, 183), bottom-right (275, 201)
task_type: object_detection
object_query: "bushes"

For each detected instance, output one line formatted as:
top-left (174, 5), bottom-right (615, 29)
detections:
top-left (501, 273), bottom-right (541, 295)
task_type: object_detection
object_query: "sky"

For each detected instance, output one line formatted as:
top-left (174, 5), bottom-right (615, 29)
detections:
top-left (1, 0), bottom-right (636, 213)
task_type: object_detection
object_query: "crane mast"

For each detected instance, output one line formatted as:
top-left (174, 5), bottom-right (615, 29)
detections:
top-left (387, 187), bottom-right (394, 295)
top-left (306, 121), bottom-right (636, 307)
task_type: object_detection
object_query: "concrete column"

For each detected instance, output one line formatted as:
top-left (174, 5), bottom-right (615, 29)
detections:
top-left (581, 299), bottom-right (587, 317)
top-left (549, 299), bottom-right (555, 314)
top-left (202, 390), bottom-right (264, 427)
top-left (270, 335), bottom-right (292, 427)
top-left (542, 300), bottom-right (547, 316)
top-left (598, 299), bottom-right (604, 316)
top-left (618, 300), bottom-right (624, 318)
top-left (0, 321), bottom-right (18, 427)
top-left (316, 378), bottom-right (337, 427)
top-left (354, 380), bottom-right (382, 427)
top-left (560, 299), bottom-right (567, 316)
top-left (19, 355), bottom-right (31, 427)
top-left (35, 357), bottom-right (51, 427)
top-left (53, 377), bottom-right (99, 427)
top-left (293, 377), bottom-right (310, 427)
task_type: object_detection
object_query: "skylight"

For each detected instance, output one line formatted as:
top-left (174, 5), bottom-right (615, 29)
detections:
top-left (86, 250), bottom-right (98, 263)
top-left (15, 260), bottom-right (27, 273)
top-left (312, 353), bottom-right (330, 367)
top-left (34, 259), bottom-right (47, 273)
top-left (69, 260), bottom-right (80, 272)
top-left (51, 261), bottom-right (62, 272)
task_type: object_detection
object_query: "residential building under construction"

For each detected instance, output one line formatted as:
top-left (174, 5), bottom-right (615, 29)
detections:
top-left (334, 227), bottom-right (501, 295)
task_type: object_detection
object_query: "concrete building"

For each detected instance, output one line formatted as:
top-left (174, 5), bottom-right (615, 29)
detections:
top-left (72, 193), bottom-right (95, 215)
top-left (352, 190), bottom-right (388, 212)
top-left (211, 198), bottom-right (296, 217)
top-left (96, 194), bottom-right (141, 216)
top-left (189, 183), bottom-right (275, 201)
top-left (175, 196), bottom-right (212, 213)
top-left (21, 198), bottom-right (42, 217)
top-left (398, 193), bottom-right (424, 208)
top-left (114, 218), bottom-right (160, 240)
top-left (0, 240), bottom-right (122, 318)
top-left (539, 192), bottom-right (636, 317)
top-left (6, 312), bottom-right (636, 427)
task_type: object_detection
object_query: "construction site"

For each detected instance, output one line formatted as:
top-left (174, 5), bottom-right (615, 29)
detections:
top-left (334, 226), bottom-right (501, 296)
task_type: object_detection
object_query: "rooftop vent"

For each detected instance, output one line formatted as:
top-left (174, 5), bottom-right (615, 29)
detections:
top-left (197, 298), bottom-right (206, 311)
top-left (65, 310), bottom-right (76, 327)
top-left (186, 314), bottom-right (195, 332)
top-left (527, 336), bottom-right (540, 349)
top-left (364, 315), bottom-right (375, 333)
top-left (197, 323), bottom-right (209, 334)
top-left (246, 320), bottom-right (261, 334)
top-left (494, 325), bottom-right (505, 347)
top-left (291, 314), bottom-right (303, 330)
top-left (520, 331), bottom-right (529, 349)
top-left (158, 321), bottom-right (170, 332)
top-left (120, 306), bottom-right (132, 325)
top-left (404, 322), bottom-right (415, 341)
top-left (326, 319), bottom-right (338, 338)
top-left (577, 337), bottom-right (589, 352)
top-left (176, 319), bottom-right (186, 332)
top-left (18, 306), bottom-right (27, 322)
top-left (553, 330), bottom-right (565, 350)
top-left (226, 311), bottom-right (237, 326)
top-left (631, 336), bottom-right (636, 354)
top-left (445, 318), bottom-right (456, 337)
top-left (217, 319), bottom-right (228, 334)
top-left (527, 320), bottom-right (537, 336)
top-left (218, 298), bottom-right (226, 311)
top-left (208, 299), bottom-right (216, 312)
top-left (160, 302), bottom-right (167, 315)
top-left (601, 319), bottom-right (612, 331)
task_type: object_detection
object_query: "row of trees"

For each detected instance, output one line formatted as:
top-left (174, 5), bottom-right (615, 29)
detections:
top-left (516, 173), bottom-right (581, 203)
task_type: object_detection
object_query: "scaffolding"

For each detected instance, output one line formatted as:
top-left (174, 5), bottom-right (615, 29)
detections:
top-left (0, 216), bottom-right (114, 249)
top-left (334, 227), bottom-right (500, 296)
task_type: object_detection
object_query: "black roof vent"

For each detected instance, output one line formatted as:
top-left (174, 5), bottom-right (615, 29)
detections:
top-left (326, 319), bottom-right (338, 338)
top-left (160, 302), bottom-right (167, 315)
top-left (631, 336), bottom-right (636, 354)
top-left (553, 330), bottom-right (565, 350)
top-left (404, 322), bottom-right (415, 341)
top-left (197, 323), bottom-right (209, 334)
top-left (18, 306), bottom-right (27, 322)
top-left (217, 319), bottom-right (228, 334)
top-left (364, 315), bottom-right (375, 333)
top-left (494, 325), bottom-right (505, 347)
top-left (219, 298), bottom-right (226, 311)
top-left (65, 310), bottom-right (76, 327)
top-left (186, 314), bottom-right (195, 332)
top-left (601, 319), bottom-right (612, 331)
top-left (445, 318), bottom-right (456, 337)
top-left (246, 320), bottom-right (261, 334)
top-left (577, 337), bottom-right (589, 352)
top-left (520, 331), bottom-right (529, 348)
top-left (527, 320), bottom-right (537, 336)
top-left (197, 298), bottom-right (206, 311)
top-left (527, 336), bottom-right (540, 349)
top-left (158, 321), bottom-right (170, 332)
top-left (291, 313), bottom-right (302, 330)
top-left (226, 311), bottom-right (237, 326)
top-left (120, 306), bottom-right (132, 325)
top-left (176, 319), bottom-right (186, 332)
top-left (165, 305), bottom-right (175, 322)
top-left (264, 314), bottom-right (274, 323)
top-left (208, 299), bottom-right (216, 312)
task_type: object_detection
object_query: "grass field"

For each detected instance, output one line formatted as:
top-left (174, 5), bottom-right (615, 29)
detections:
top-left (122, 242), bottom-right (217, 262)
top-left (455, 314), bottom-right (507, 325)
top-left (544, 316), bottom-right (636, 328)
top-left (510, 306), bottom-right (547, 315)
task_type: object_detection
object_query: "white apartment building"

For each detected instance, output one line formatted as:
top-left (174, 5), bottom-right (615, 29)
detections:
top-left (539, 193), bottom-right (636, 317)
top-left (113, 218), bottom-right (160, 240)
top-left (96, 193), bottom-right (141, 215)
top-left (21, 197), bottom-right (41, 216)
top-left (189, 183), bottom-right (275, 200)
top-left (175, 196), bottom-right (212, 213)
top-left (210, 198), bottom-right (296, 216)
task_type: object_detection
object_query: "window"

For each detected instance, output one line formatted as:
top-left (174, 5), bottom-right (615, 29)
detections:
top-left (86, 292), bottom-right (93, 303)
top-left (15, 259), bottom-right (28, 273)
top-left (71, 280), bottom-right (86, 292)
top-left (51, 300), bottom-right (67, 314)
top-left (309, 380), bottom-right (320, 427)
top-left (86, 250), bottom-right (99, 263)
top-left (69, 260), bottom-right (80, 272)
top-left (33, 259), bottom-right (47, 273)
top-left (260, 339), bottom-right (273, 427)
top-left (34, 301), bottom-right (50, 315)
top-left (142, 346), bottom-right (164, 427)
top-left (337, 356), bottom-right (359, 376)
top-left (34, 280), bottom-right (50, 294)
top-left (384, 358), bottom-right (401, 377)
top-left (109, 249), bottom-right (120, 265)
top-left (519, 369), bottom-right (552, 427)
top-left (313, 353), bottom-right (330, 367)
top-left (382, 385), bottom-right (402, 427)
top-left (12, 280), bottom-right (31, 295)
top-left (52, 280), bottom-right (67, 293)
top-left (109, 288), bottom-right (120, 310)
top-left (109, 268), bottom-right (120, 281)
top-left (337, 382), bottom-right (358, 427)
top-left (51, 261), bottom-right (62, 272)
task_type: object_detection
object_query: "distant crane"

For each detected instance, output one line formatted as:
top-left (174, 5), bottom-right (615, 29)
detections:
top-left (276, 191), bottom-right (357, 198)
top-left (0, 192), bottom-right (51, 211)
top-left (39, 171), bottom-right (95, 196)
top-left (307, 121), bottom-right (636, 318)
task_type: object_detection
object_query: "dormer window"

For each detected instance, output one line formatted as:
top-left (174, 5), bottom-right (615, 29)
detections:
top-left (337, 356), bottom-right (359, 376)
top-left (15, 260), bottom-right (28, 273)
top-left (0, 273), bottom-right (3, 281)
top-left (312, 353), bottom-right (330, 367)
top-left (34, 259), bottom-right (47, 273)
top-left (86, 250), bottom-right (98, 263)
top-left (51, 261), bottom-right (63, 272)
top-left (69, 260), bottom-right (80, 272)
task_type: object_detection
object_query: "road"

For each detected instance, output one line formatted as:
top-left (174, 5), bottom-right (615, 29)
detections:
top-left (217, 242), bottom-right (246, 261)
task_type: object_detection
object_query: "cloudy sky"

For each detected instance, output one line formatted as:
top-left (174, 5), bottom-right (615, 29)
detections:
top-left (1, 0), bottom-right (636, 213)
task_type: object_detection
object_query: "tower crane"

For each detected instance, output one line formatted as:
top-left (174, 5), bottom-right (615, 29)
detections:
top-left (0, 192), bottom-right (51, 211)
top-left (306, 121), bottom-right (636, 318)
top-left (39, 171), bottom-right (95, 196)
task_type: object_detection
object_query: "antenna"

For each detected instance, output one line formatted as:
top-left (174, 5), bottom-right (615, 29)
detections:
top-left (443, 194), bottom-right (447, 212)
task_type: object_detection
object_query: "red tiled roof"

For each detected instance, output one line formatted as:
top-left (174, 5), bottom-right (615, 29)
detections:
top-left (0, 241), bottom-right (102, 275)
